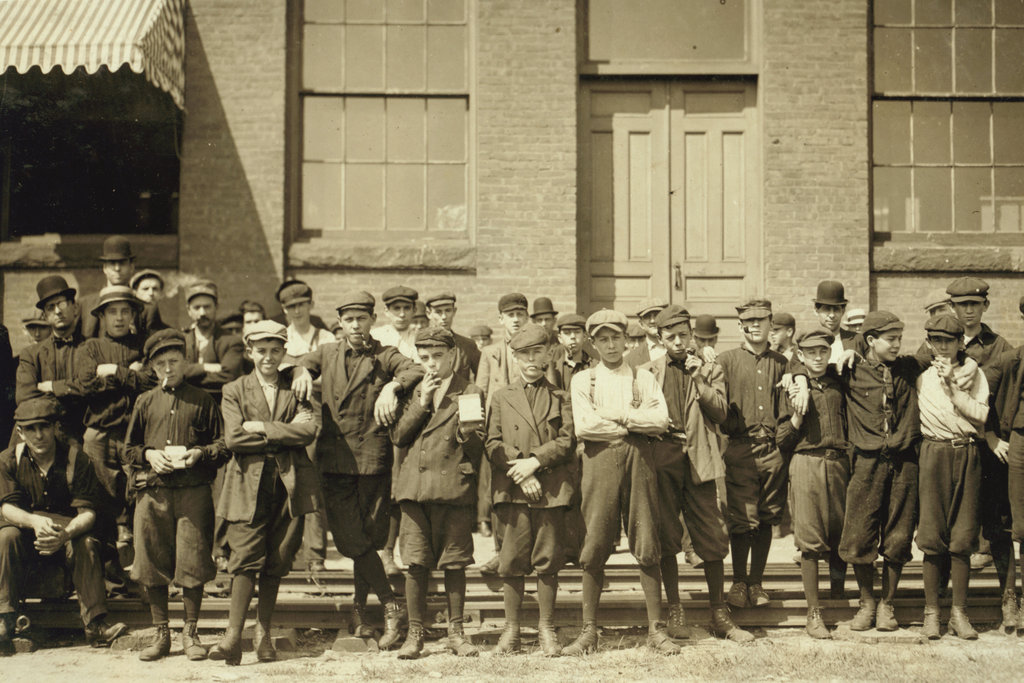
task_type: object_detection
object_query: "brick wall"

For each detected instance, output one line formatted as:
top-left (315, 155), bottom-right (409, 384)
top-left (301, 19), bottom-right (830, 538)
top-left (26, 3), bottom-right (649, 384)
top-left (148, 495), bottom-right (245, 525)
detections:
top-left (761, 0), bottom-right (871, 328)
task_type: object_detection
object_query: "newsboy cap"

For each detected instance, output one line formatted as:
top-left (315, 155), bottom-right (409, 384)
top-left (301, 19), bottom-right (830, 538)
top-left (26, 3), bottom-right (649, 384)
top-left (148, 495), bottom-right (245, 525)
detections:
top-left (737, 299), bottom-right (773, 320)
top-left (14, 396), bottom-right (61, 425)
top-left (498, 293), bottom-right (529, 313)
top-left (278, 282), bottom-right (313, 307)
top-left (425, 292), bottom-right (456, 307)
top-left (772, 312), bottom-right (796, 329)
top-left (144, 329), bottom-right (187, 360)
top-left (415, 326), bottom-right (455, 348)
top-left (336, 290), bottom-right (375, 315)
top-left (468, 325), bottom-right (493, 338)
top-left (555, 313), bottom-right (587, 331)
top-left (654, 304), bottom-right (691, 330)
top-left (90, 285), bottom-right (143, 318)
top-left (636, 298), bottom-right (668, 318)
top-left (244, 320), bottom-right (288, 345)
top-left (861, 311), bottom-right (904, 337)
top-left (186, 281), bottom-right (218, 303)
top-left (130, 269), bottom-right (164, 291)
top-left (796, 328), bottom-right (835, 349)
top-left (946, 276), bottom-right (989, 303)
top-left (925, 313), bottom-right (965, 339)
top-left (587, 309), bottom-right (628, 336)
top-left (382, 286), bottom-right (418, 306)
top-left (511, 324), bottom-right (550, 351)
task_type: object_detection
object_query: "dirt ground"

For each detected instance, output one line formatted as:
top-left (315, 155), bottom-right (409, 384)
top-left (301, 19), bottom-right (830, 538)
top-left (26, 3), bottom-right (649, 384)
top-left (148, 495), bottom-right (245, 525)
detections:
top-left (4, 623), bottom-right (1024, 683)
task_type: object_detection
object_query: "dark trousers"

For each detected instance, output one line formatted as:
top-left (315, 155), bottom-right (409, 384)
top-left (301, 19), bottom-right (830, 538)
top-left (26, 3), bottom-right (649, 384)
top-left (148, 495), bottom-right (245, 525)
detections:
top-left (722, 440), bottom-right (788, 534)
top-left (132, 484), bottom-right (217, 588)
top-left (652, 441), bottom-right (729, 562)
top-left (789, 449), bottom-right (850, 557)
top-left (81, 428), bottom-right (129, 564)
top-left (916, 439), bottom-right (981, 556)
top-left (321, 473), bottom-right (390, 558)
top-left (494, 503), bottom-right (568, 577)
top-left (0, 525), bottom-right (107, 626)
top-left (839, 448), bottom-right (918, 565)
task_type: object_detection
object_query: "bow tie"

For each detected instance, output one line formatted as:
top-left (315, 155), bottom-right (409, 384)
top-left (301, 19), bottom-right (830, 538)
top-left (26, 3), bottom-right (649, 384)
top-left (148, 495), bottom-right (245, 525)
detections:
top-left (53, 336), bottom-right (75, 348)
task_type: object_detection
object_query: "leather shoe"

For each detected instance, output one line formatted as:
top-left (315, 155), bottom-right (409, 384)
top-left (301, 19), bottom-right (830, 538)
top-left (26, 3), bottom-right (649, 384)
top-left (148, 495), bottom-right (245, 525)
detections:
top-left (1002, 591), bottom-right (1018, 634)
top-left (726, 581), bottom-right (749, 609)
top-left (748, 583), bottom-right (770, 607)
top-left (378, 601), bottom-right (404, 651)
top-left (970, 552), bottom-right (993, 570)
top-left (562, 622), bottom-right (598, 655)
top-left (666, 603), bottom-right (688, 639)
top-left (446, 623), bottom-right (479, 657)
top-left (492, 625), bottom-right (521, 654)
top-left (84, 619), bottom-right (127, 647)
top-left (921, 606), bottom-right (940, 640)
top-left (948, 606), bottom-right (978, 640)
top-left (710, 607), bottom-right (754, 643)
top-left (208, 627), bottom-right (242, 666)
top-left (380, 549), bottom-right (400, 576)
top-left (647, 624), bottom-right (681, 654)
top-left (138, 624), bottom-right (171, 662)
top-left (478, 555), bottom-right (500, 576)
top-left (849, 598), bottom-right (876, 631)
top-left (397, 625), bottom-right (424, 660)
top-left (875, 600), bottom-right (898, 632)
top-left (537, 623), bottom-right (561, 656)
top-left (805, 608), bottom-right (830, 639)
top-left (254, 622), bottom-right (276, 662)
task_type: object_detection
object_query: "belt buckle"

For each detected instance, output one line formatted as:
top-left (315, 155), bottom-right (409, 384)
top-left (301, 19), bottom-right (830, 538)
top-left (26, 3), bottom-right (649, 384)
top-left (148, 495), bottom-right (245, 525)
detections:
top-left (950, 437), bottom-right (972, 448)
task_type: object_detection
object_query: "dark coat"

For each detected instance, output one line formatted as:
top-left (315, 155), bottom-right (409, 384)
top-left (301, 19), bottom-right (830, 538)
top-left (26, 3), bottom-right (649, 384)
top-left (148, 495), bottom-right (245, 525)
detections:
top-left (15, 323), bottom-right (87, 440)
top-left (299, 338), bottom-right (423, 475)
top-left (625, 340), bottom-right (653, 369)
top-left (485, 377), bottom-right (575, 508)
top-left (453, 331), bottom-right (481, 383)
top-left (546, 346), bottom-right (596, 391)
top-left (218, 368), bottom-right (321, 523)
top-left (182, 325), bottom-right (244, 397)
top-left (391, 374), bottom-right (485, 505)
top-left (984, 347), bottom-right (1024, 439)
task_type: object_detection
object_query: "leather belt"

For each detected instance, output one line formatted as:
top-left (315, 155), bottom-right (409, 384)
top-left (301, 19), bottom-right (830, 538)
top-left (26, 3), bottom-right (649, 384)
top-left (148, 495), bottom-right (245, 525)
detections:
top-left (924, 435), bottom-right (977, 449)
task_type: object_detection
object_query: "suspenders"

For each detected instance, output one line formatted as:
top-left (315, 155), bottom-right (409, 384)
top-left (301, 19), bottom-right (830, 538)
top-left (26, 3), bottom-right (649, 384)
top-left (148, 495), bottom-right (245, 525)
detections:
top-left (588, 366), bottom-right (642, 409)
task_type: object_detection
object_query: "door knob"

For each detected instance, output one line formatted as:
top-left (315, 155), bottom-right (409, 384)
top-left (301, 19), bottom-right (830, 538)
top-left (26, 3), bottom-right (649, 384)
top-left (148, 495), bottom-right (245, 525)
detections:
top-left (673, 262), bottom-right (682, 291)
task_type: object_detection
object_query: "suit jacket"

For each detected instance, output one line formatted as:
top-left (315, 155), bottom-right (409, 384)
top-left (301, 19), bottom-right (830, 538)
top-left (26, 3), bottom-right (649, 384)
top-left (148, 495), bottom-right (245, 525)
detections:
top-left (218, 368), bottom-right (321, 523)
top-left (546, 346), bottom-right (596, 391)
top-left (642, 355), bottom-right (729, 483)
top-left (300, 338), bottom-right (423, 475)
top-left (80, 294), bottom-right (165, 339)
top-left (390, 374), bottom-right (485, 505)
top-left (182, 325), bottom-right (244, 397)
top-left (984, 347), bottom-right (1024, 439)
top-left (453, 331), bottom-right (481, 383)
top-left (485, 377), bottom-right (575, 508)
top-left (625, 341), bottom-right (653, 369)
top-left (15, 323), bottom-right (87, 439)
top-left (477, 340), bottom-right (515, 411)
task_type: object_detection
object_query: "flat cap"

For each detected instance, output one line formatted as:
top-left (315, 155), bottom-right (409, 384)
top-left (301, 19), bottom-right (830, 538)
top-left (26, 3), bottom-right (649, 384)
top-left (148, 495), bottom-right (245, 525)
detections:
top-left (772, 312), bottom-right (796, 329)
top-left (469, 325), bottom-right (493, 338)
top-left (412, 301), bottom-right (428, 320)
top-left (186, 280), bottom-right (218, 303)
top-left (498, 293), bottom-right (529, 313)
top-left (845, 308), bottom-right (866, 325)
top-left (382, 286), bottom-right (418, 306)
top-left (923, 289), bottom-right (951, 313)
top-left (737, 299), bottom-right (773, 320)
top-left (813, 280), bottom-right (848, 306)
top-left (693, 314), bottom-right (719, 337)
top-left (130, 269), bottom-right (164, 290)
top-left (626, 320), bottom-right (645, 338)
top-left (425, 291), bottom-right (456, 307)
top-left (555, 313), bottom-right (587, 331)
top-left (144, 328), bottom-right (187, 360)
top-left (531, 297), bottom-right (558, 318)
top-left (245, 320), bottom-right (288, 345)
top-left (14, 396), bottom-right (60, 425)
top-left (925, 313), bottom-right (965, 339)
top-left (336, 290), bottom-right (375, 315)
top-left (278, 282), bottom-right (313, 307)
top-left (654, 304), bottom-right (691, 330)
top-left (861, 310), bottom-right (904, 336)
top-left (21, 315), bottom-right (49, 329)
top-left (587, 309), bottom-right (628, 336)
top-left (797, 328), bottom-right (835, 349)
top-left (510, 324), bottom-right (550, 351)
top-left (415, 326), bottom-right (454, 348)
top-left (946, 276), bottom-right (989, 302)
top-left (90, 285), bottom-right (143, 318)
top-left (219, 312), bottom-right (243, 331)
top-left (636, 298), bottom-right (669, 318)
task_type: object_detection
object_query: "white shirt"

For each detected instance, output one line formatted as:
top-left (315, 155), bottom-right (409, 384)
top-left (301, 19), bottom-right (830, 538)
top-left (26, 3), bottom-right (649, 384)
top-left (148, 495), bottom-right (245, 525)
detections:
top-left (917, 363), bottom-right (989, 440)
top-left (433, 375), bottom-right (454, 411)
top-left (286, 324), bottom-right (335, 358)
top-left (371, 324), bottom-right (418, 360)
top-left (828, 333), bottom-right (845, 365)
top-left (194, 326), bottom-right (211, 357)
top-left (647, 337), bottom-right (666, 362)
top-left (254, 371), bottom-right (278, 417)
top-left (570, 362), bottom-right (669, 442)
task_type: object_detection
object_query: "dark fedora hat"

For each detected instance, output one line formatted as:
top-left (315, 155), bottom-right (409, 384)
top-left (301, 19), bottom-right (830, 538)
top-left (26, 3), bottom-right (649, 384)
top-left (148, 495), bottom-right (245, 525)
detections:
top-left (98, 235), bottom-right (135, 261)
top-left (35, 275), bottom-right (77, 310)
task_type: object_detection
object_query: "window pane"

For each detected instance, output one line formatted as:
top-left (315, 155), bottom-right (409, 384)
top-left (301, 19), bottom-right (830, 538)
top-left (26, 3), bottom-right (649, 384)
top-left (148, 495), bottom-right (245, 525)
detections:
top-left (305, 0), bottom-right (345, 23)
top-left (916, 167), bottom-right (953, 231)
top-left (345, 164), bottom-right (385, 228)
top-left (873, 167), bottom-right (913, 232)
top-left (387, 25), bottom-right (426, 90)
top-left (954, 168), bottom-right (993, 231)
top-left (955, 28), bottom-right (992, 92)
top-left (303, 25), bottom-right (345, 91)
top-left (346, 26), bottom-right (385, 90)
top-left (302, 163), bottom-right (343, 228)
top-left (427, 25), bottom-right (467, 91)
top-left (953, 101), bottom-right (992, 164)
top-left (387, 0), bottom-right (425, 22)
top-left (993, 102), bottom-right (1024, 163)
top-left (428, 0), bottom-right (466, 23)
top-left (995, 29), bottom-right (1024, 92)
top-left (427, 98), bottom-right (467, 162)
top-left (995, 0), bottom-right (1024, 24)
top-left (428, 165), bottom-right (467, 230)
top-left (956, 0), bottom-right (993, 25)
top-left (913, 101), bottom-right (950, 164)
top-left (387, 98), bottom-right (426, 162)
top-left (874, 28), bottom-right (913, 92)
top-left (914, 29), bottom-right (953, 93)
top-left (995, 168), bottom-right (1024, 231)
top-left (386, 164), bottom-right (426, 229)
top-left (875, 0), bottom-right (912, 24)
top-left (304, 98), bottom-right (345, 161)
top-left (347, 0), bottom-right (384, 22)
top-left (873, 101), bottom-right (912, 165)
top-left (917, 0), bottom-right (952, 24)
top-left (346, 97), bottom-right (385, 161)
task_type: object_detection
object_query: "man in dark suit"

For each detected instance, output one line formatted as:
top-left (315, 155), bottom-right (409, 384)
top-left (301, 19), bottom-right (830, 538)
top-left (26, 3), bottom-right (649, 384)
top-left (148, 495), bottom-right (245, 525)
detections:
top-left (16, 276), bottom-right (88, 443)
top-left (181, 281), bottom-right (244, 401)
top-left (79, 236), bottom-right (165, 340)
top-left (625, 298), bottom-right (668, 369)
top-left (294, 291), bottom-right (423, 651)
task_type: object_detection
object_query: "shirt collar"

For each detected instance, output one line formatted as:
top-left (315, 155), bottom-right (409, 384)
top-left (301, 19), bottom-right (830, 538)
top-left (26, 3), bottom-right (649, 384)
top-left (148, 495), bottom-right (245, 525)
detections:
top-left (255, 370), bottom-right (278, 391)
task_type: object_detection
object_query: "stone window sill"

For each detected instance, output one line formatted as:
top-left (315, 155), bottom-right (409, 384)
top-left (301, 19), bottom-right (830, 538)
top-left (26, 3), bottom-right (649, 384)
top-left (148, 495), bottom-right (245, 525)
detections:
top-left (0, 234), bottom-right (178, 269)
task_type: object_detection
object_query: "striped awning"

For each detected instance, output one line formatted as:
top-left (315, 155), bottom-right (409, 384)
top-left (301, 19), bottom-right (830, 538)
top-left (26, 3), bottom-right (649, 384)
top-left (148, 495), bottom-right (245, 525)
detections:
top-left (0, 0), bottom-right (185, 109)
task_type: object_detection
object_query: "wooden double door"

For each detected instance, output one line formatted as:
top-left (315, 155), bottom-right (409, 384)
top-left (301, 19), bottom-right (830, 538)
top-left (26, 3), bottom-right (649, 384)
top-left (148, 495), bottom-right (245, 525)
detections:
top-left (578, 80), bottom-right (760, 344)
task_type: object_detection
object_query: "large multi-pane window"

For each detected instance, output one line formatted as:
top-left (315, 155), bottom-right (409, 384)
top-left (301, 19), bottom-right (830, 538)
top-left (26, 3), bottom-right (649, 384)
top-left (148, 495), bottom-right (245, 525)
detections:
top-left (872, 0), bottom-right (1024, 234)
top-left (299, 0), bottom-right (470, 237)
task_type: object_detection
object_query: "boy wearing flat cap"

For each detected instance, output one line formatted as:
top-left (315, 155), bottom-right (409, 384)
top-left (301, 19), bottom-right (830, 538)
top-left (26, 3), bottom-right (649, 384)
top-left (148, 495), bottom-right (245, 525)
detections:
top-left (643, 304), bottom-right (753, 644)
top-left (182, 281), bottom-right (244, 402)
top-left (914, 313), bottom-right (989, 640)
top-left (486, 324), bottom-right (575, 656)
top-left (21, 315), bottom-right (51, 345)
top-left (776, 329), bottom-right (851, 639)
top-left (770, 313), bottom-right (796, 361)
top-left (0, 397), bottom-right (127, 653)
top-left (126, 329), bottom-right (228, 662)
top-left (371, 286), bottom-right (420, 360)
top-left (547, 313), bottom-right (596, 392)
top-left (294, 291), bottom-right (423, 651)
top-left (425, 292), bottom-right (481, 383)
top-left (469, 325), bottom-right (493, 351)
top-left (390, 327), bottom-right (486, 659)
top-left (812, 280), bottom-right (857, 364)
top-left (208, 321), bottom-right (320, 665)
top-left (625, 299), bottom-right (668, 369)
top-left (563, 309), bottom-right (678, 655)
top-left (717, 299), bottom-right (807, 612)
top-left (130, 269), bottom-right (164, 306)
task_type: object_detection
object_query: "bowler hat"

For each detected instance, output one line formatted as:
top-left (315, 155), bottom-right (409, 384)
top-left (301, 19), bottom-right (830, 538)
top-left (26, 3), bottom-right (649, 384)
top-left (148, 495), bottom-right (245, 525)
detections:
top-left (14, 396), bottom-right (61, 425)
top-left (531, 297), bottom-right (558, 318)
top-left (415, 326), bottom-right (454, 348)
top-left (814, 280), bottom-right (848, 306)
top-left (510, 324), bottom-right (550, 351)
top-left (144, 329), bottom-right (187, 360)
top-left (693, 314), bottom-right (719, 337)
top-left (35, 275), bottom-right (77, 310)
top-left (98, 235), bottom-right (135, 261)
top-left (90, 285), bottom-right (143, 318)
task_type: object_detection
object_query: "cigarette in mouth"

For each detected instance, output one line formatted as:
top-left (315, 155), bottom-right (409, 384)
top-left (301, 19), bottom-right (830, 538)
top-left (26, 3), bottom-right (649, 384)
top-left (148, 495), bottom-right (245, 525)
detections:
top-left (162, 376), bottom-right (168, 389)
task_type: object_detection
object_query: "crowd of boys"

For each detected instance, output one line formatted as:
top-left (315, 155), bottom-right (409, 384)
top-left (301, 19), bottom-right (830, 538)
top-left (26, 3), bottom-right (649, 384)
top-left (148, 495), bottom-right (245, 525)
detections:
top-left (0, 235), bottom-right (1021, 661)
